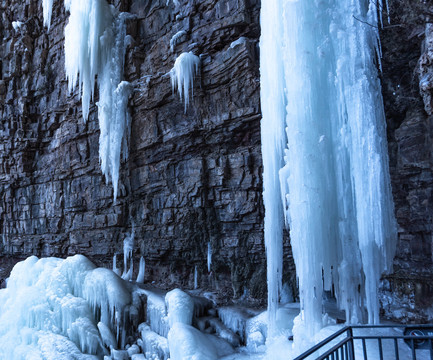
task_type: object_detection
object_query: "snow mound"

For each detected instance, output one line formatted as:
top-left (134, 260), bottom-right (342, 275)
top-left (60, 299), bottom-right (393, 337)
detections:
top-left (168, 323), bottom-right (233, 360)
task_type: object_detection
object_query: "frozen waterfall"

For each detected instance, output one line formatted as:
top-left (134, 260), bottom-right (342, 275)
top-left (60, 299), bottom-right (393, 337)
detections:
top-left (64, 0), bottom-right (131, 201)
top-left (260, 0), bottom-right (397, 338)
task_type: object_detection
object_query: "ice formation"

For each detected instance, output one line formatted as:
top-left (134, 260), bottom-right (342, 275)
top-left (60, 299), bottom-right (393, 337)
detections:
top-left (259, 0), bottom-right (286, 338)
top-left (12, 21), bottom-right (23, 31)
top-left (0, 255), bottom-right (131, 359)
top-left (170, 52), bottom-right (200, 112)
top-left (168, 323), bottom-right (233, 360)
top-left (136, 256), bottom-right (146, 283)
top-left (260, 0), bottom-right (397, 338)
top-left (170, 30), bottom-right (187, 52)
top-left (194, 265), bottom-right (198, 289)
top-left (121, 231), bottom-right (134, 281)
top-left (42, 0), bottom-right (54, 29)
top-left (207, 242), bottom-right (212, 273)
top-left (64, 0), bottom-right (131, 200)
top-left (165, 289), bottom-right (194, 327)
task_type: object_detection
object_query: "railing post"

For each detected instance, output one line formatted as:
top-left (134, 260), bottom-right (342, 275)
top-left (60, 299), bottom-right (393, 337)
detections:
top-left (347, 327), bottom-right (355, 360)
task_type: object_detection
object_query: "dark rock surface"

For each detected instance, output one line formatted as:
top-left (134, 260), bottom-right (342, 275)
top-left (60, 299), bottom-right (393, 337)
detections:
top-left (0, 0), bottom-right (431, 320)
top-left (380, 0), bottom-right (433, 322)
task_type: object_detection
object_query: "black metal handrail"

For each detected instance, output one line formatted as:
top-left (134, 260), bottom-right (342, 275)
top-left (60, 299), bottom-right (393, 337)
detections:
top-left (293, 324), bottom-right (433, 360)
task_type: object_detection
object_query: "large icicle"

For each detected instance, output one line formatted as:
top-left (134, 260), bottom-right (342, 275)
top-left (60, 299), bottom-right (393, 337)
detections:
top-left (64, 0), bottom-right (131, 200)
top-left (259, 0), bottom-right (286, 338)
top-left (42, 0), bottom-right (54, 29)
top-left (260, 0), bottom-right (397, 340)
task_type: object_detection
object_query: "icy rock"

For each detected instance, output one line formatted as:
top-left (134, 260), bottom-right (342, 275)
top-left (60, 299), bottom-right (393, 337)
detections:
top-left (147, 293), bottom-right (169, 337)
top-left (230, 37), bottom-right (247, 49)
top-left (170, 30), bottom-right (187, 52)
top-left (98, 322), bottom-right (117, 350)
top-left (138, 323), bottom-right (170, 360)
top-left (218, 307), bottom-right (258, 343)
top-left (165, 289), bottom-right (194, 327)
top-left (170, 52), bottom-right (200, 112)
top-left (131, 355), bottom-right (146, 360)
top-left (111, 348), bottom-right (128, 360)
top-left (168, 323), bottom-right (234, 360)
top-left (127, 344), bottom-right (140, 357)
top-left (12, 21), bottom-right (23, 31)
top-left (206, 317), bottom-right (241, 347)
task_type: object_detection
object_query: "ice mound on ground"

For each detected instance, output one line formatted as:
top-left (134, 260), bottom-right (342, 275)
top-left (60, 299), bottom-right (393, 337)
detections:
top-left (168, 323), bottom-right (234, 360)
top-left (138, 323), bottom-right (170, 360)
top-left (0, 255), bottom-right (132, 359)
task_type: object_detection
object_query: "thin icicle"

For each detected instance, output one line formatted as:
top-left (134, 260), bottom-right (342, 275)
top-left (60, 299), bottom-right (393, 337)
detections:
top-left (136, 257), bottom-right (145, 283)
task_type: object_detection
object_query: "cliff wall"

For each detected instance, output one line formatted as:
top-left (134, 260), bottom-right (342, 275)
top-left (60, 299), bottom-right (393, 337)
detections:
top-left (0, 0), bottom-right (431, 319)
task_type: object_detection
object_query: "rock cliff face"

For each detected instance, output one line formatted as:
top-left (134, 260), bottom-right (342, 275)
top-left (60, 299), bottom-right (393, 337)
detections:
top-left (0, 0), bottom-right (431, 319)
top-left (380, 0), bottom-right (433, 322)
top-left (0, 0), bottom-right (295, 301)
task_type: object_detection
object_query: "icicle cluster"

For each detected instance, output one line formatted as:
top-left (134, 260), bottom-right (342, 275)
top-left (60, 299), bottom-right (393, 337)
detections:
top-left (260, 0), bottom-right (397, 338)
top-left (170, 52), bottom-right (200, 112)
top-left (64, 0), bottom-right (132, 200)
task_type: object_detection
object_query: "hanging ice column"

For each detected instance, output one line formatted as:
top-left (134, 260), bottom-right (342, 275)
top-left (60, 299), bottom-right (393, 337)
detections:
top-left (259, 0), bottom-right (286, 339)
top-left (64, 0), bottom-right (132, 200)
top-left (260, 0), bottom-right (397, 337)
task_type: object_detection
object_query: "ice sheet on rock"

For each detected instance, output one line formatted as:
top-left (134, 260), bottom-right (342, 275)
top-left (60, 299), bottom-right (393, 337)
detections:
top-left (138, 323), bottom-right (169, 360)
top-left (168, 323), bottom-right (234, 360)
top-left (170, 52), bottom-right (200, 112)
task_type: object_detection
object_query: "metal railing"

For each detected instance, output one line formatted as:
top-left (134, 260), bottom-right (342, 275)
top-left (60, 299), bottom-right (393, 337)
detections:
top-left (293, 324), bottom-right (433, 360)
